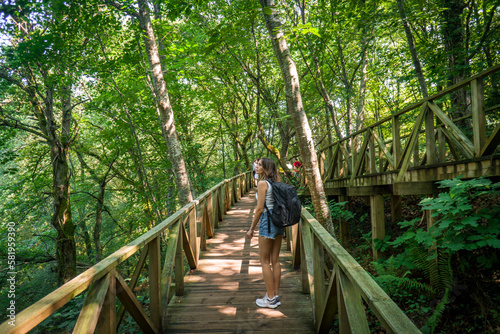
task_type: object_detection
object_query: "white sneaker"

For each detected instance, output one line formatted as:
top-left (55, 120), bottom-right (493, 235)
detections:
top-left (256, 294), bottom-right (280, 308)
top-left (273, 295), bottom-right (281, 306)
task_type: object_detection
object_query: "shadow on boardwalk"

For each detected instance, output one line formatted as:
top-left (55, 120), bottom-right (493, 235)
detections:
top-left (164, 189), bottom-right (315, 334)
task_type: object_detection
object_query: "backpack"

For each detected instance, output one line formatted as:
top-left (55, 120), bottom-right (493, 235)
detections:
top-left (264, 180), bottom-right (302, 231)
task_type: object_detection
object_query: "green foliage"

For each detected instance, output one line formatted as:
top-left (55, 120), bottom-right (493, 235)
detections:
top-left (390, 178), bottom-right (500, 268)
top-left (372, 177), bottom-right (500, 332)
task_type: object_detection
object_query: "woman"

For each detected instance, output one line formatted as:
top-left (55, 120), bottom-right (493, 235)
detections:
top-left (246, 157), bottom-right (285, 308)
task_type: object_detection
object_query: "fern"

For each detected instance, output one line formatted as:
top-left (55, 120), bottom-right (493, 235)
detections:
top-left (425, 287), bottom-right (450, 334)
top-left (374, 272), bottom-right (434, 296)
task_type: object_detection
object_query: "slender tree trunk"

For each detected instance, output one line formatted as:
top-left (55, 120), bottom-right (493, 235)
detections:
top-left (137, 0), bottom-right (193, 206)
top-left (440, 0), bottom-right (468, 123)
top-left (396, 0), bottom-right (428, 98)
top-left (259, 0), bottom-right (333, 232)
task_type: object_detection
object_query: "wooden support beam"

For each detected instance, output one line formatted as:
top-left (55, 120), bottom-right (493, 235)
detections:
top-left (350, 130), bottom-right (370, 184)
top-left (480, 123), bottom-right (500, 156)
top-left (188, 207), bottom-right (198, 263)
top-left (300, 223), bottom-right (309, 294)
top-left (302, 222), bottom-right (317, 322)
top-left (338, 195), bottom-right (349, 246)
top-left (291, 223), bottom-right (301, 269)
top-left (336, 269), bottom-right (370, 334)
top-left (181, 221), bottom-right (196, 269)
top-left (425, 103), bottom-right (437, 164)
top-left (149, 237), bottom-right (162, 332)
top-left (200, 200), bottom-right (208, 251)
top-left (161, 221), bottom-right (180, 327)
top-left (347, 185), bottom-right (392, 196)
top-left (390, 195), bottom-right (402, 224)
top-left (428, 102), bottom-right (474, 157)
top-left (175, 220), bottom-right (185, 297)
top-left (438, 128), bottom-right (446, 162)
top-left (471, 78), bottom-right (486, 157)
top-left (369, 131), bottom-right (376, 173)
top-left (397, 103), bottom-right (427, 182)
top-left (392, 115), bottom-right (402, 165)
top-left (115, 272), bottom-right (158, 334)
top-left (313, 235), bottom-right (326, 325)
top-left (373, 130), bottom-right (395, 168)
top-left (440, 126), bottom-right (472, 159)
top-left (97, 270), bottom-right (115, 334)
top-left (393, 182), bottom-right (436, 195)
top-left (317, 268), bottom-right (338, 334)
top-left (324, 187), bottom-right (347, 196)
top-left (117, 248), bottom-right (148, 329)
top-left (73, 272), bottom-right (112, 334)
top-left (370, 194), bottom-right (385, 261)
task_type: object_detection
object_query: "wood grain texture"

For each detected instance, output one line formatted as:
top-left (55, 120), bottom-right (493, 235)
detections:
top-left (164, 190), bottom-right (315, 333)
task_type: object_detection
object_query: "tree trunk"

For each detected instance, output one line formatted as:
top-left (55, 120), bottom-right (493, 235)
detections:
top-left (94, 181), bottom-right (105, 262)
top-left (440, 0), bottom-right (468, 124)
top-left (396, 0), bottom-right (428, 98)
top-left (51, 144), bottom-right (77, 284)
top-left (137, 0), bottom-right (193, 206)
top-left (50, 87), bottom-right (77, 284)
top-left (259, 0), bottom-right (333, 232)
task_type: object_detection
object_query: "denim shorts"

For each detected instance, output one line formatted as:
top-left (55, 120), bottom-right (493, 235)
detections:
top-left (259, 209), bottom-right (285, 239)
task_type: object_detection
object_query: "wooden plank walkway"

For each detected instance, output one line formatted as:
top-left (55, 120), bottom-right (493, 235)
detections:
top-left (164, 189), bottom-right (315, 333)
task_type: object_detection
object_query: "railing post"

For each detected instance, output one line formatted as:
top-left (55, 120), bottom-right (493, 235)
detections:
top-left (211, 190), bottom-right (218, 229)
top-left (438, 127), bottom-right (446, 162)
top-left (471, 77), bottom-right (486, 157)
top-left (149, 237), bottom-right (162, 332)
top-left (370, 194), bottom-right (385, 261)
top-left (392, 115), bottom-right (401, 166)
top-left (313, 235), bottom-right (326, 324)
top-left (175, 221), bottom-right (185, 296)
top-left (200, 199), bottom-right (208, 251)
top-left (425, 103), bottom-right (437, 164)
top-left (369, 130), bottom-right (376, 173)
top-left (338, 195), bottom-right (350, 246)
top-left (97, 270), bottom-right (116, 334)
top-left (189, 207), bottom-right (198, 264)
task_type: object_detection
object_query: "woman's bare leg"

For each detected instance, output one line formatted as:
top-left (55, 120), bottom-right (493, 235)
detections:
top-left (270, 236), bottom-right (283, 295)
top-left (259, 237), bottom-right (275, 298)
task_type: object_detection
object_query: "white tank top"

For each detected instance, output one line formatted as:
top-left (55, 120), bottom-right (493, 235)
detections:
top-left (255, 180), bottom-right (274, 210)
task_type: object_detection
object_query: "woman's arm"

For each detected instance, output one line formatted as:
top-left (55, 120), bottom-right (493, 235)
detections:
top-left (247, 181), bottom-right (268, 239)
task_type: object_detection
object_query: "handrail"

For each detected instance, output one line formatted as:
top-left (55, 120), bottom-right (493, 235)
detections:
top-left (0, 171), bottom-right (253, 334)
top-left (289, 209), bottom-right (421, 333)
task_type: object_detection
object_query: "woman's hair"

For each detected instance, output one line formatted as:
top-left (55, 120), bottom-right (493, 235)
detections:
top-left (259, 157), bottom-right (280, 182)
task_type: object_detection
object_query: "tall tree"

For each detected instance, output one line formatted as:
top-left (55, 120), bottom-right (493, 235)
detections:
top-left (0, 4), bottom-right (82, 283)
top-left (258, 0), bottom-right (333, 231)
top-left (108, 0), bottom-right (194, 206)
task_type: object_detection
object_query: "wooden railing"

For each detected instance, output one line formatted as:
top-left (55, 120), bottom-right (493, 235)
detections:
top-left (315, 64), bottom-right (500, 188)
top-left (289, 209), bottom-right (421, 334)
top-left (0, 172), bottom-right (253, 334)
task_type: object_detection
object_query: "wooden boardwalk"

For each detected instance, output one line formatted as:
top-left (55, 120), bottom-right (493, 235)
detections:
top-left (164, 189), bottom-right (315, 333)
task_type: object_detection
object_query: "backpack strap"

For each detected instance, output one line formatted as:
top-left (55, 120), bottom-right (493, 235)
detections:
top-left (263, 180), bottom-right (272, 233)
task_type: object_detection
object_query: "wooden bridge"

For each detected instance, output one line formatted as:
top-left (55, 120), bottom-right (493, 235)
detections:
top-left (2, 66), bottom-right (499, 334)
top-left (0, 171), bottom-right (420, 334)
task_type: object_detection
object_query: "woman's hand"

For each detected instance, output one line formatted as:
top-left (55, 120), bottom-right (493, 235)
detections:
top-left (246, 229), bottom-right (254, 239)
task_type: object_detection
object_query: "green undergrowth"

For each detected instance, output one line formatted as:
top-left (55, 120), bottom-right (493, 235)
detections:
top-left (339, 177), bottom-right (500, 333)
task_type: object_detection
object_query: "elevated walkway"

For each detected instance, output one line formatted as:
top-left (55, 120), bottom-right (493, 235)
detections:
top-left (164, 189), bottom-right (314, 333)
top-left (0, 172), bottom-right (421, 334)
